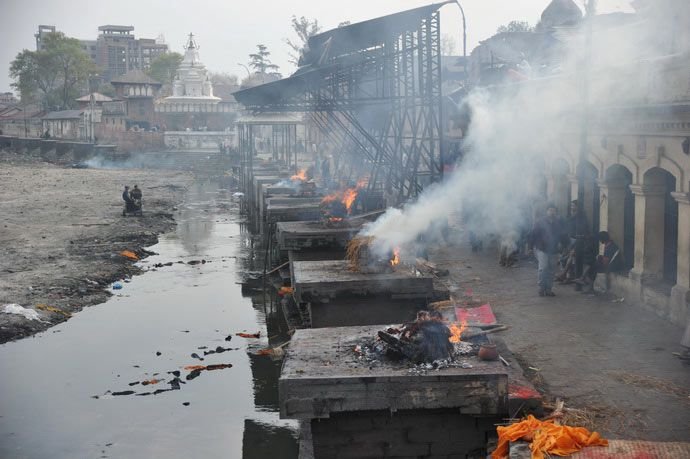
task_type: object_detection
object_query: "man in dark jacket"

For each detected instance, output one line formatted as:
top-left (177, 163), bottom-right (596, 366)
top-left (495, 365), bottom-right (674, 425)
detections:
top-left (122, 186), bottom-right (134, 214)
top-left (530, 203), bottom-right (562, 297)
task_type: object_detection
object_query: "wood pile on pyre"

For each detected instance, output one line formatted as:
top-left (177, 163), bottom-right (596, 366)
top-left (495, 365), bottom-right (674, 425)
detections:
top-left (320, 179), bottom-right (367, 226)
top-left (346, 236), bottom-right (400, 273)
top-left (349, 311), bottom-right (483, 367)
top-left (288, 169), bottom-right (317, 196)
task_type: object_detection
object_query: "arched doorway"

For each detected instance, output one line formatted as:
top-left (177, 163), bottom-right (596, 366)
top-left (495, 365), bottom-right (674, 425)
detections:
top-left (605, 165), bottom-right (635, 271)
top-left (642, 168), bottom-right (678, 284)
top-left (577, 161), bottom-right (600, 235)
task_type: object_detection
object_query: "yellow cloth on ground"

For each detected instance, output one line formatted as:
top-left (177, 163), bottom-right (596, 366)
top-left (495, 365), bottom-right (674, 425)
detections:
top-left (492, 415), bottom-right (608, 459)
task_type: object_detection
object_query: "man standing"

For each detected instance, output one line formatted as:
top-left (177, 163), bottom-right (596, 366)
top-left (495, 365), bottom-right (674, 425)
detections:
top-left (530, 203), bottom-right (562, 297)
top-left (122, 186), bottom-right (134, 215)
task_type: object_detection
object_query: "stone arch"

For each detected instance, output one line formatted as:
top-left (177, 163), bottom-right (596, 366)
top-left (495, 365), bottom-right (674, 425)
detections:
top-left (640, 167), bottom-right (678, 283)
top-left (576, 160), bottom-right (600, 234)
top-left (615, 150), bottom-right (640, 184)
top-left (604, 164), bottom-right (635, 270)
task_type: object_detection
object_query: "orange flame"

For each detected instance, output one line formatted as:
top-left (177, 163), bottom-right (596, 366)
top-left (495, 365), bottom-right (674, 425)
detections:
top-left (291, 169), bottom-right (307, 181)
top-left (448, 320), bottom-right (467, 343)
top-left (390, 247), bottom-right (401, 267)
top-left (320, 179), bottom-right (368, 215)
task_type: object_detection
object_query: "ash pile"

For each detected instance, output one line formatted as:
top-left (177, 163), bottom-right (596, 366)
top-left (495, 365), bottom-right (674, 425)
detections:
top-left (349, 311), bottom-right (489, 374)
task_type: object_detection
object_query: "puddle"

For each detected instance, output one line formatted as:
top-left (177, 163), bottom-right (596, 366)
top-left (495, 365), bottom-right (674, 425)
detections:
top-left (0, 180), bottom-right (298, 459)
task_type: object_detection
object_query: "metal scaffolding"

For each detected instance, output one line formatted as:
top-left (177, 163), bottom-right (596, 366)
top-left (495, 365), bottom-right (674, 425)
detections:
top-left (234, 2), bottom-right (447, 203)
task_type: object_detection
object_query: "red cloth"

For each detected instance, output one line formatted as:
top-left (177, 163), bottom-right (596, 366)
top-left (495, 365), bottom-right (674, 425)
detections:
top-left (455, 303), bottom-right (497, 325)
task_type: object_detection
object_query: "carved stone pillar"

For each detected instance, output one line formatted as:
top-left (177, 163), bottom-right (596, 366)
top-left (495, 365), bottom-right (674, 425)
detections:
top-left (629, 184), bottom-right (666, 280)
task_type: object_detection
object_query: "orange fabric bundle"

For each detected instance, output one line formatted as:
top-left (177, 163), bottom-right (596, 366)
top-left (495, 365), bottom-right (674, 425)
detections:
top-left (120, 250), bottom-right (139, 261)
top-left (492, 415), bottom-right (608, 459)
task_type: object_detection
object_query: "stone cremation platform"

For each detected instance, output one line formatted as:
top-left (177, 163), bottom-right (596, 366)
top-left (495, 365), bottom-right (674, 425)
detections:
top-left (266, 197), bottom-right (323, 224)
top-left (281, 325), bottom-right (514, 458)
top-left (291, 260), bottom-right (434, 304)
top-left (280, 325), bottom-right (509, 420)
top-left (276, 220), bottom-right (364, 251)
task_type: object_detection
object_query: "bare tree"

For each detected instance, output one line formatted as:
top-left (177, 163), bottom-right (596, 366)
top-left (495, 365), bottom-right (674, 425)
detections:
top-left (285, 16), bottom-right (321, 66)
top-left (441, 34), bottom-right (457, 55)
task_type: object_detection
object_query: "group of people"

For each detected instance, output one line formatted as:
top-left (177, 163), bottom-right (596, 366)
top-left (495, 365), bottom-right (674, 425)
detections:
top-left (122, 185), bottom-right (143, 215)
top-left (529, 200), bottom-right (623, 297)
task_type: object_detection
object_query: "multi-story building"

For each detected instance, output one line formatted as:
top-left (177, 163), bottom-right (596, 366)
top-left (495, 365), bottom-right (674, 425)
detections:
top-left (95, 25), bottom-right (167, 81)
top-left (34, 24), bottom-right (168, 82)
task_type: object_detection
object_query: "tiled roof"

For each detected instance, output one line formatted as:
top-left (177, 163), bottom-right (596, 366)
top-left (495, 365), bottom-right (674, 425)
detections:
top-left (110, 69), bottom-right (162, 85)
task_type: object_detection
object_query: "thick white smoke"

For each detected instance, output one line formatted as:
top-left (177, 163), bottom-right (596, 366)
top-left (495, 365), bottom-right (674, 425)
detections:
top-left (362, 1), bottom-right (684, 256)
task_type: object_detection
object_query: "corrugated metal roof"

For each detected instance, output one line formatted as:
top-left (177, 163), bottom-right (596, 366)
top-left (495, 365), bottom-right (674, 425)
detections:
top-left (302, 2), bottom-right (450, 67)
top-left (42, 110), bottom-right (84, 120)
top-left (233, 2), bottom-right (448, 110)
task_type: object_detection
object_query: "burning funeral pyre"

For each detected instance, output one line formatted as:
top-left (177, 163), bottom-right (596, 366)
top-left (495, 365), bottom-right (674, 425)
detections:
top-left (350, 312), bottom-right (487, 373)
top-left (283, 169), bottom-right (316, 196)
top-left (346, 236), bottom-right (401, 273)
top-left (320, 179), bottom-right (367, 225)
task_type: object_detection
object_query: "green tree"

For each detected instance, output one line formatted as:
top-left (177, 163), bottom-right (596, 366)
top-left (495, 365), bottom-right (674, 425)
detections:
top-left (496, 21), bottom-right (534, 34)
top-left (249, 44), bottom-right (280, 75)
top-left (10, 32), bottom-right (97, 110)
top-left (285, 16), bottom-right (321, 65)
top-left (148, 52), bottom-right (183, 86)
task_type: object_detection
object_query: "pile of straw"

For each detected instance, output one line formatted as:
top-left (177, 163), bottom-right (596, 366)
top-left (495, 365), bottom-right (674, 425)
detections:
top-left (346, 236), bottom-right (374, 271)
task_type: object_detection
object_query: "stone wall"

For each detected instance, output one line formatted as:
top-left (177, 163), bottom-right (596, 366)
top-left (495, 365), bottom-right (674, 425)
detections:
top-left (164, 131), bottom-right (236, 150)
top-left (96, 130), bottom-right (164, 152)
top-left (310, 409), bottom-right (498, 458)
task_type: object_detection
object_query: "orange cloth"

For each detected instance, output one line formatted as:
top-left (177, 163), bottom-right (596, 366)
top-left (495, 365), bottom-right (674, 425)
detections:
top-left (120, 250), bottom-right (139, 261)
top-left (492, 415), bottom-right (608, 459)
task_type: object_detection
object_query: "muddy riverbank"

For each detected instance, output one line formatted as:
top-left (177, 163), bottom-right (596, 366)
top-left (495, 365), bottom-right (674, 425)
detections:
top-left (0, 149), bottom-right (194, 343)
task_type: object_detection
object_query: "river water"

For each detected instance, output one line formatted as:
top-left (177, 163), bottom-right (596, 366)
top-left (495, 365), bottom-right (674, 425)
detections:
top-left (0, 179), bottom-right (298, 459)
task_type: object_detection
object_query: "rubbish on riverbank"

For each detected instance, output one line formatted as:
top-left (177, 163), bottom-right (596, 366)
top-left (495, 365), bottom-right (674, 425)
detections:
top-left (112, 390), bottom-right (136, 396)
top-left (184, 365), bottom-right (205, 370)
top-left (120, 250), bottom-right (139, 261)
top-left (236, 331), bottom-right (261, 339)
top-left (2, 303), bottom-right (45, 321)
top-left (112, 282), bottom-right (123, 290)
top-left (35, 303), bottom-right (71, 317)
top-left (185, 363), bottom-right (233, 381)
top-left (202, 345), bottom-right (236, 355)
top-left (256, 341), bottom-right (289, 358)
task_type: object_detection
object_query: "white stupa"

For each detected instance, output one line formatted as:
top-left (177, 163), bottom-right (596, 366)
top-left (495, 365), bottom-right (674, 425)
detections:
top-left (164, 33), bottom-right (220, 104)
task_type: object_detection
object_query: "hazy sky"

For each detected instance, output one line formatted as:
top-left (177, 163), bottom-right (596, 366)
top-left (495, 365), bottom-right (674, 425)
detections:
top-left (2, 0), bottom-right (633, 94)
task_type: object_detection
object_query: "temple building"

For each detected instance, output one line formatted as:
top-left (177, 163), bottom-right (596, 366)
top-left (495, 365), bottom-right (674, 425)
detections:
top-left (155, 33), bottom-right (237, 149)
